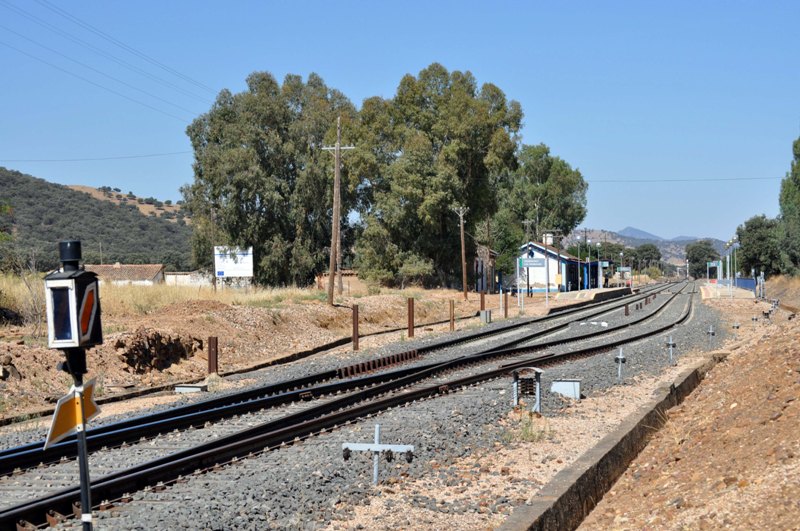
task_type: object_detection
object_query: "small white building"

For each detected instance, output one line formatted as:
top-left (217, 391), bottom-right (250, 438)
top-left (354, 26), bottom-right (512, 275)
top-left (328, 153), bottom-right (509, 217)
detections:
top-left (164, 271), bottom-right (213, 287)
top-left (515, 241), bottom-right (602, 292)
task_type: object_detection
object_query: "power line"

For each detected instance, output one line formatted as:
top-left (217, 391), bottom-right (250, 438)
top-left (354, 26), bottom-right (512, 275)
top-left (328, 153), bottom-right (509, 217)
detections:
top-left (0, 23), bottom-right (202, 116)
top-left (34, 0), bottom-right (217, 95)
top-left (0, 151), bottom-right (192, 162)
top-left (588, 176), bottom-right (781, 183)
top-left (0, 0), bottom-right (213, 105)
top-left (0, 39), bottom-right (192, 122)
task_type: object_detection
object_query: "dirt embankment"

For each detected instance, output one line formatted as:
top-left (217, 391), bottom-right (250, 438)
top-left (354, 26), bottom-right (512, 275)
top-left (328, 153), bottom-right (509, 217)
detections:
top-left (766, 274), bottom-right (800, 311)
top-left (0, 289), bottom-right (530, 420)
top-left (579, 294), bottom-right (800, 530)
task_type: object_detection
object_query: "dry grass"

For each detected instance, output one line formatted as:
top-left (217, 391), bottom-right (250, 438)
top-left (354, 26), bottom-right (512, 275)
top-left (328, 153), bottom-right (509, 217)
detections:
top-left (0, 272), bottom-right (36, 313)
top-left (98, 283), bottom-right (338, 317)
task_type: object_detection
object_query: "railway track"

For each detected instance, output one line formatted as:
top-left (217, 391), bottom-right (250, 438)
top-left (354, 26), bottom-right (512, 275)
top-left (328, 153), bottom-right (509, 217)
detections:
top-left (0, 283), bottom-right (668, 473)
top-left (0, 282), bottom-right (689, 529)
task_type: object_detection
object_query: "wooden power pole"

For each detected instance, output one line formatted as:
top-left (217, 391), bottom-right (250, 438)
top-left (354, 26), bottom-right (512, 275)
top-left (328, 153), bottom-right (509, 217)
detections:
top-left (452, 205), bottom-right (469, 301)
top-left (322, 116), bottom-right (354, 305)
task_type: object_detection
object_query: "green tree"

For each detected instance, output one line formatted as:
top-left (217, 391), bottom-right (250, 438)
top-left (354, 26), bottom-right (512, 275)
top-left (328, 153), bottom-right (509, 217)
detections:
top-left (183, 72), bottom-right (355, 285)
top-left (353, 64), bottom-right (522, 286)
top-left (736, 215), bottom-right (781, 277)
top-left (634, 243), bottom-right (662, 266)
top-left (481, 145), bottom-right (587, 276)
top-left (777, 136), bottom-right (800, 274)
top-left (685, 240), bottom-right (720, 278)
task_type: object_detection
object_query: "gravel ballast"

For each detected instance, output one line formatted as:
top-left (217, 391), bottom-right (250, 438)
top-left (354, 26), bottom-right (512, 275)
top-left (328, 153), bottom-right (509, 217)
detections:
top-left (17, 286), bottom-right (746, 530)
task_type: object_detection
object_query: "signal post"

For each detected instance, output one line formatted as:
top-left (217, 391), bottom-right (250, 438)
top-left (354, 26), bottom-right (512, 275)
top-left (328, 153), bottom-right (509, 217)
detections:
top-left (44, 240), bottom-right (103, 530)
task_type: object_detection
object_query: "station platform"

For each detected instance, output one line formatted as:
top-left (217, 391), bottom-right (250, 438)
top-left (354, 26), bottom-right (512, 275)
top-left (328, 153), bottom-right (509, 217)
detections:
top-left (555, 286), bottom-right (631, 302)
top-left (699, 282), bottom-right (755, 300)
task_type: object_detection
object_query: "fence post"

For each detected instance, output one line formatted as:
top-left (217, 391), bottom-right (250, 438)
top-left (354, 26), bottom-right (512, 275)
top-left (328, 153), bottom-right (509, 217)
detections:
top-left (504, 292), bottom-right (508, 319)
top-left (407, 298), bottom-right (414, 338)
top-left (208, 336), bottom-right (218, 375)
top-left (449, 300), bottom-right (455, 331)
top-left (352, 304), bottom-right (359, 351)
top-left (480, 291), bottom-right (485, 311)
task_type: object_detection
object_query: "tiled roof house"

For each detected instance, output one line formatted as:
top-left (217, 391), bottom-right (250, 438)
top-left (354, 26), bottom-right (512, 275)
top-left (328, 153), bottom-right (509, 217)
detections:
top-left (84, 263), bottom-right (165, 285)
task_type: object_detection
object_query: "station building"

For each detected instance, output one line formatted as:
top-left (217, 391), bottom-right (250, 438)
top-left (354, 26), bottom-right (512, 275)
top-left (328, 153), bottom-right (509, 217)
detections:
top-left (515, 241), bottom-right (606, 293)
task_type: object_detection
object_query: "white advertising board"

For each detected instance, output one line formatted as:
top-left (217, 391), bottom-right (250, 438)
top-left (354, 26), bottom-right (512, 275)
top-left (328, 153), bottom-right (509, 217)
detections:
top-left (214, 246), bottom-right (254, 278)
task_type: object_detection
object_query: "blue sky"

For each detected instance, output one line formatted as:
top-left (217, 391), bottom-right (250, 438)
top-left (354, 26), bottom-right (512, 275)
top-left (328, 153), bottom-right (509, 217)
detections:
top-left (1, 1), bottom-right (798, 241)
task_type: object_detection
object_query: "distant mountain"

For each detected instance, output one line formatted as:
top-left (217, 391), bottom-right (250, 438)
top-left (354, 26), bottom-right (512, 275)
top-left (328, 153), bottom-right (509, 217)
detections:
top-left (617, 226), bottom-right (663, 241)
top-left (568, 227), bottom-right (725, 266)
top-left (0, 167), bottom-right (191, 271)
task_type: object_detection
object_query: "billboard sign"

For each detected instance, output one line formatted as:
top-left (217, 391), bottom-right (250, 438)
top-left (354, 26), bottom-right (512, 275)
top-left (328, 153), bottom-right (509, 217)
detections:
top-left (214, 246), bottom-right (254, 278)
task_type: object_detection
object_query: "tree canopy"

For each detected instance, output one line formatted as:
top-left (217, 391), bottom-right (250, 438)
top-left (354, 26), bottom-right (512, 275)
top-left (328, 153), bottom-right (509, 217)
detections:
top-left (485, 144), bottom-right (587, 273)
top-left (685, 240), bottom-right (720, 278)
top-left (352, 64), bottom-right (523, 286)
top-left (736, 215), bottom-right (781, 277)
top-left (777, 137), bottom-right (800, 274)
top-left (183, 72), bottom-right (356, 286)
top-left (183, 65), bottom-right (589, 288)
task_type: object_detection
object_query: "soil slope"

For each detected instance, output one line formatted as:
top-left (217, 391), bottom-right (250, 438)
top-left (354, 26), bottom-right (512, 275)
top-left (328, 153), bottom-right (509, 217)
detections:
top-left (580, 298), bottom-right (800, 530)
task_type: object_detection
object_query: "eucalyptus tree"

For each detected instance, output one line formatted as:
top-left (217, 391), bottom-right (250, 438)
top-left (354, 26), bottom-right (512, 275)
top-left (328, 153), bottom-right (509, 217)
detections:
top-left (487, 144), bottom-right (587, 274)
top-left (183, 72), bottom-right (355, 285)
top-left (685, 240), bottom-right (720, 278)
top-left (353, 63), bottom-right (522, 285)
top-left (736, 215), bottom-right (781, 277)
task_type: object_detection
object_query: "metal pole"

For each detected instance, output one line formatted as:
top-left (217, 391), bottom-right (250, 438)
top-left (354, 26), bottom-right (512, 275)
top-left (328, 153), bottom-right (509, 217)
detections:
top-left (208, 336), bottom-right (218, 374)
top-left (449, 300), bottom-right (455, 331)
top-left (372, 424), bottom-right (381, 485)
top-left (352, 304), bottom-right (359, 351)
top-left (72, 366), bottom-right (93, 531)
top-left (545, 246), bottom-right (550, 308)
top-left (407, 298), bottom-right (414, 338)
top-left (512, 371), bottom-right (519, 407)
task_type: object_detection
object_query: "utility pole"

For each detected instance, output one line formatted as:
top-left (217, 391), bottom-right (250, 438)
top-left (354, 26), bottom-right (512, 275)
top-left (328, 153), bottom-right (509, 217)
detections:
top-left (522, 220), bottom-right (533, 298)
top-left (452, 205), bottom-right (469, 301)
top-left (322, 116), bottom-right (354, 305)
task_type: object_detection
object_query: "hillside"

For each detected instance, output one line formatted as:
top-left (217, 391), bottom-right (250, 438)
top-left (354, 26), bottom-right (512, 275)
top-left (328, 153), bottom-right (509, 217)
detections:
top-left (566, 227), bottom-right (725, 266)
top-left (68, 185), bottom-right (188, 224)
top-left (0, 167), bottom-right (191, 271)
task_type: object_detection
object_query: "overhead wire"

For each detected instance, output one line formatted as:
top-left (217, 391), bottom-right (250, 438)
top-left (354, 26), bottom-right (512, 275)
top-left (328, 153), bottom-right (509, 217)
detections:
top-left (34, 0), bottom-right (217, 95)
top-left (0, 0), bottom-right (213, 105)
top-left (0, 23), bottom-right (202, 117)
top-left (587, 176), bottom-right (780, 183)
top-left (0, 39), bottom-right (191, 122)
top-left (0, 151), bottom-right (192, 162)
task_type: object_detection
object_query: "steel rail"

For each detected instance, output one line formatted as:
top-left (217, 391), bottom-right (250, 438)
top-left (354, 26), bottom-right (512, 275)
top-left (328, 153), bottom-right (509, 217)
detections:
top-left (1, 283), bottom-right (693, 529)
top-left (0, 283), bottom-right (674, 475)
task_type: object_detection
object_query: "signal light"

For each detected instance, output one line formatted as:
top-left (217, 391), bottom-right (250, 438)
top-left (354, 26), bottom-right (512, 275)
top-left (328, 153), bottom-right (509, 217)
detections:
top-left (44, 240), bottom-right (103, 350)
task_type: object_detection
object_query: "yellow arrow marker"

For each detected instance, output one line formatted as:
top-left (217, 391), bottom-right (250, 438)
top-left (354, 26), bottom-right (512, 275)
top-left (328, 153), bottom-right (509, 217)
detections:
top-left (44, 378), bottom-right (101, 450)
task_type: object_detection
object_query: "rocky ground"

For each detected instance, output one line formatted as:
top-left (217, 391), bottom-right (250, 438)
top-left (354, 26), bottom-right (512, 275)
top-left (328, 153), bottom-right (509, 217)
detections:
top-left (1, 280), bottom-right (798, 530)
top-left (580, 296), bottom-right (800, 530)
